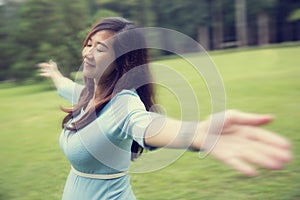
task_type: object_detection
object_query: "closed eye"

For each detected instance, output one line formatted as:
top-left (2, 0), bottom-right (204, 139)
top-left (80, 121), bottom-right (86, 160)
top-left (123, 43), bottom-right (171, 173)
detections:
top-left (85, 40), bottom-right (109, 52)
top-left (96, 44), bottom-right (106, 52)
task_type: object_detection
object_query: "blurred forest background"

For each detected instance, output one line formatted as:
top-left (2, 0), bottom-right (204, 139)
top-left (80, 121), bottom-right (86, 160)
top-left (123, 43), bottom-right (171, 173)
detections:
top-left (1, 0), bottom-right (300, 82)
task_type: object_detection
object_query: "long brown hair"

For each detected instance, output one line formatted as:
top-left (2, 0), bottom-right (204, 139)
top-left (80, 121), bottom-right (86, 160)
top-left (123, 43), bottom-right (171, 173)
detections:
top-left (62, 17), bottom-right (156, 160)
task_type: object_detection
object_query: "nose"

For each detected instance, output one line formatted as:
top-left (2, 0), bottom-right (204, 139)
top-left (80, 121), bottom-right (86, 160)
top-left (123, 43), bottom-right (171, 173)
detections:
top-left (82, 46), bottom-right (94, 59)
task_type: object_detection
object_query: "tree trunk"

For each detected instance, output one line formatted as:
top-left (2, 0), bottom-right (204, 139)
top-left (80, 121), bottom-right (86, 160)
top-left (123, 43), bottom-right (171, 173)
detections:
top-left (257, 12), bottom-right (270, 46)
top-left (269, 14), bottom-right (277, 43)
top-left (247, 14), bottom-right (256, 46)
top-left (211, 0), bottom-right (223, 50)
top-left (197, 25), bottom-right (210, 51)
top-left (282, 22), bottom-right (293, 42)
top-left (235, 0), bottom-right (248, 47)
top-left (296, 21), bottom-right (300, 41)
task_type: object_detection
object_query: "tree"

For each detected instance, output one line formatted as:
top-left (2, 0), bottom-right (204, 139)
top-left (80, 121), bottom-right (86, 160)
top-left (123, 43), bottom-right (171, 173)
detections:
top-left (211, 0), bottom-right (223, 50)
top-left (235, 0), bottom-right (248, 47)
top-left (287, 7), bottom-right (300, 41)
top-left (1, 0), bottom-right (299, 82)
top-left (247, 0), bottom-right (278, 46)
top-left (2, 0), bottom-right (90, 81)
top-left (94, 0), bottom-right (138, 22)
top-left (288, 9), bottom-right (300, 21)
top-left (11, 0), bottom-right (56, 81)
top-left (54, 0), bottom-right (90, 76)
top-left (276, 0), bottom-right (300, 42)
top-left (0, 0), bottom-right (24, 81)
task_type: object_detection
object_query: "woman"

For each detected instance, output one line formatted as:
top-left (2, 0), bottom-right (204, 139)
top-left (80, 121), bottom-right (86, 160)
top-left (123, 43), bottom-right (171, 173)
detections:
top-left (38, 17), bottom-right (292, 200)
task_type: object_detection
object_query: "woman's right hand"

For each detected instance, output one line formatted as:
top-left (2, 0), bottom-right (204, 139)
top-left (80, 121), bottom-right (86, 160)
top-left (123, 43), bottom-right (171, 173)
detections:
top-left (37, 60), bottom-right (62, 79)
top-left (37, 60), bottom-right (71, 90)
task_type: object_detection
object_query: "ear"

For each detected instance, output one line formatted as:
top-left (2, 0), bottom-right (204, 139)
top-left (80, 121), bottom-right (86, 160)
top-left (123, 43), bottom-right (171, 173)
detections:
top-left (124, 54), bottom-right (136, 70)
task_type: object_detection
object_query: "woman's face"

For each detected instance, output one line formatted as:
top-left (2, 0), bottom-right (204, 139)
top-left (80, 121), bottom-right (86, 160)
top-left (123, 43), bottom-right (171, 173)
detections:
top-left (82, 30), bottom-right (116, 82)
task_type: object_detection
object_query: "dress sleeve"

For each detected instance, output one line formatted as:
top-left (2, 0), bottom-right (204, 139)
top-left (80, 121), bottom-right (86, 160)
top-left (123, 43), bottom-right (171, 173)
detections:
top-left (109, 90), bottom-right (161, 149)
top-left (57, 82), bottom-right (84, 105)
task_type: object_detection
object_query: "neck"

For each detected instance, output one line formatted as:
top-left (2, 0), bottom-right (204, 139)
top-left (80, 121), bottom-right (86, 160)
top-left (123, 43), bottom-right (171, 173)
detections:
top-left (84, 80), bottom-right (103, 113)
top-left (93, 70), bottom-right (119, 98)
top-left (93, 78), bottom-right (112, 100)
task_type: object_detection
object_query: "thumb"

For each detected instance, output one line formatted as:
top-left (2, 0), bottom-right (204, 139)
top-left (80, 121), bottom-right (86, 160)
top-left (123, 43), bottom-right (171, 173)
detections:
top-left (48, 60), bottom-right (58, 70)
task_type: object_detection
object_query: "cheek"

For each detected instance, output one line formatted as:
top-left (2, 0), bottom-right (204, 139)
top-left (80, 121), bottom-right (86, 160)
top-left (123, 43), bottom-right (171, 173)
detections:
top-left (96, 59), bottom-right (117, 78)
top-left (95, 52), bottom-right (115, 67)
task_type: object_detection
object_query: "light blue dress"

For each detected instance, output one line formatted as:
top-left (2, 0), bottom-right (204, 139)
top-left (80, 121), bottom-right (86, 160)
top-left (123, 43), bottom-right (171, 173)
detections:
top-left (58, 83), bottom-right (156, 200)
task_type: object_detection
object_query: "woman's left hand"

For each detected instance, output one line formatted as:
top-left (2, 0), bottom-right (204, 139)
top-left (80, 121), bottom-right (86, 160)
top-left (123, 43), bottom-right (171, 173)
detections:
top-left (204, 110), bottom-right (292, 176)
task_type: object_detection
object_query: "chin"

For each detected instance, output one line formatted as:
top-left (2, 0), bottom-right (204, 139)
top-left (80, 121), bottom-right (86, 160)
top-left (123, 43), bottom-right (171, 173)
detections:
top-left (82, 70), bottom-right (94, 79)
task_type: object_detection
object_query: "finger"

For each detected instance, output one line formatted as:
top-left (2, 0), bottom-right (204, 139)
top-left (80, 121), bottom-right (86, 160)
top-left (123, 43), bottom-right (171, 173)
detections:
top-left (39, 73), bottom-right (50, 77)
top-left (49, 59), bottom-right (55, 65)
top-left (37, 62), bottom-right (50, 69)
top-left (240, 147), bottom-right (284, 170)
top-left (228, 110), bottom-right (274, 126)
top-left (253, 141), bottom-right (293, 163)
top-left (245, 126), bottom-right (292, 149)
top-left (225, 157), bottom-right (258, 176)
top-left (38, 68), bottom-right (50, 75)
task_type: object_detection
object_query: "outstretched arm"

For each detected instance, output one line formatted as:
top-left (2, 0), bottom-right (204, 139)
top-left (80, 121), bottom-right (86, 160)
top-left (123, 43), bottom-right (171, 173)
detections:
top-left (38, 60), bottom-right (74, 90)
top-left (144, 110), bottom-right (292, 176)
top-left (37, 60), bottom-right (84, 103)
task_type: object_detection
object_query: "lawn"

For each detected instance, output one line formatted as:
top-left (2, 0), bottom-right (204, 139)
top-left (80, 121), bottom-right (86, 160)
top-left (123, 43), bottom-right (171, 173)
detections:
top-left (0, 45), bottom-right (299, 200)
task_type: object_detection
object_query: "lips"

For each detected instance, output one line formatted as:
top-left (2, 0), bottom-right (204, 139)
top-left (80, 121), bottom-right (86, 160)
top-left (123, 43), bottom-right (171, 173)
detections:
top-left (84, 60), bottom-right (95, 68)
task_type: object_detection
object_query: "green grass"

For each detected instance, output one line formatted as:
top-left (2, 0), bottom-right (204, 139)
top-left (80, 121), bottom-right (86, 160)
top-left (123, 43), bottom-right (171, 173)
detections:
top-left (1, 45), bottom-right (300, 200)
